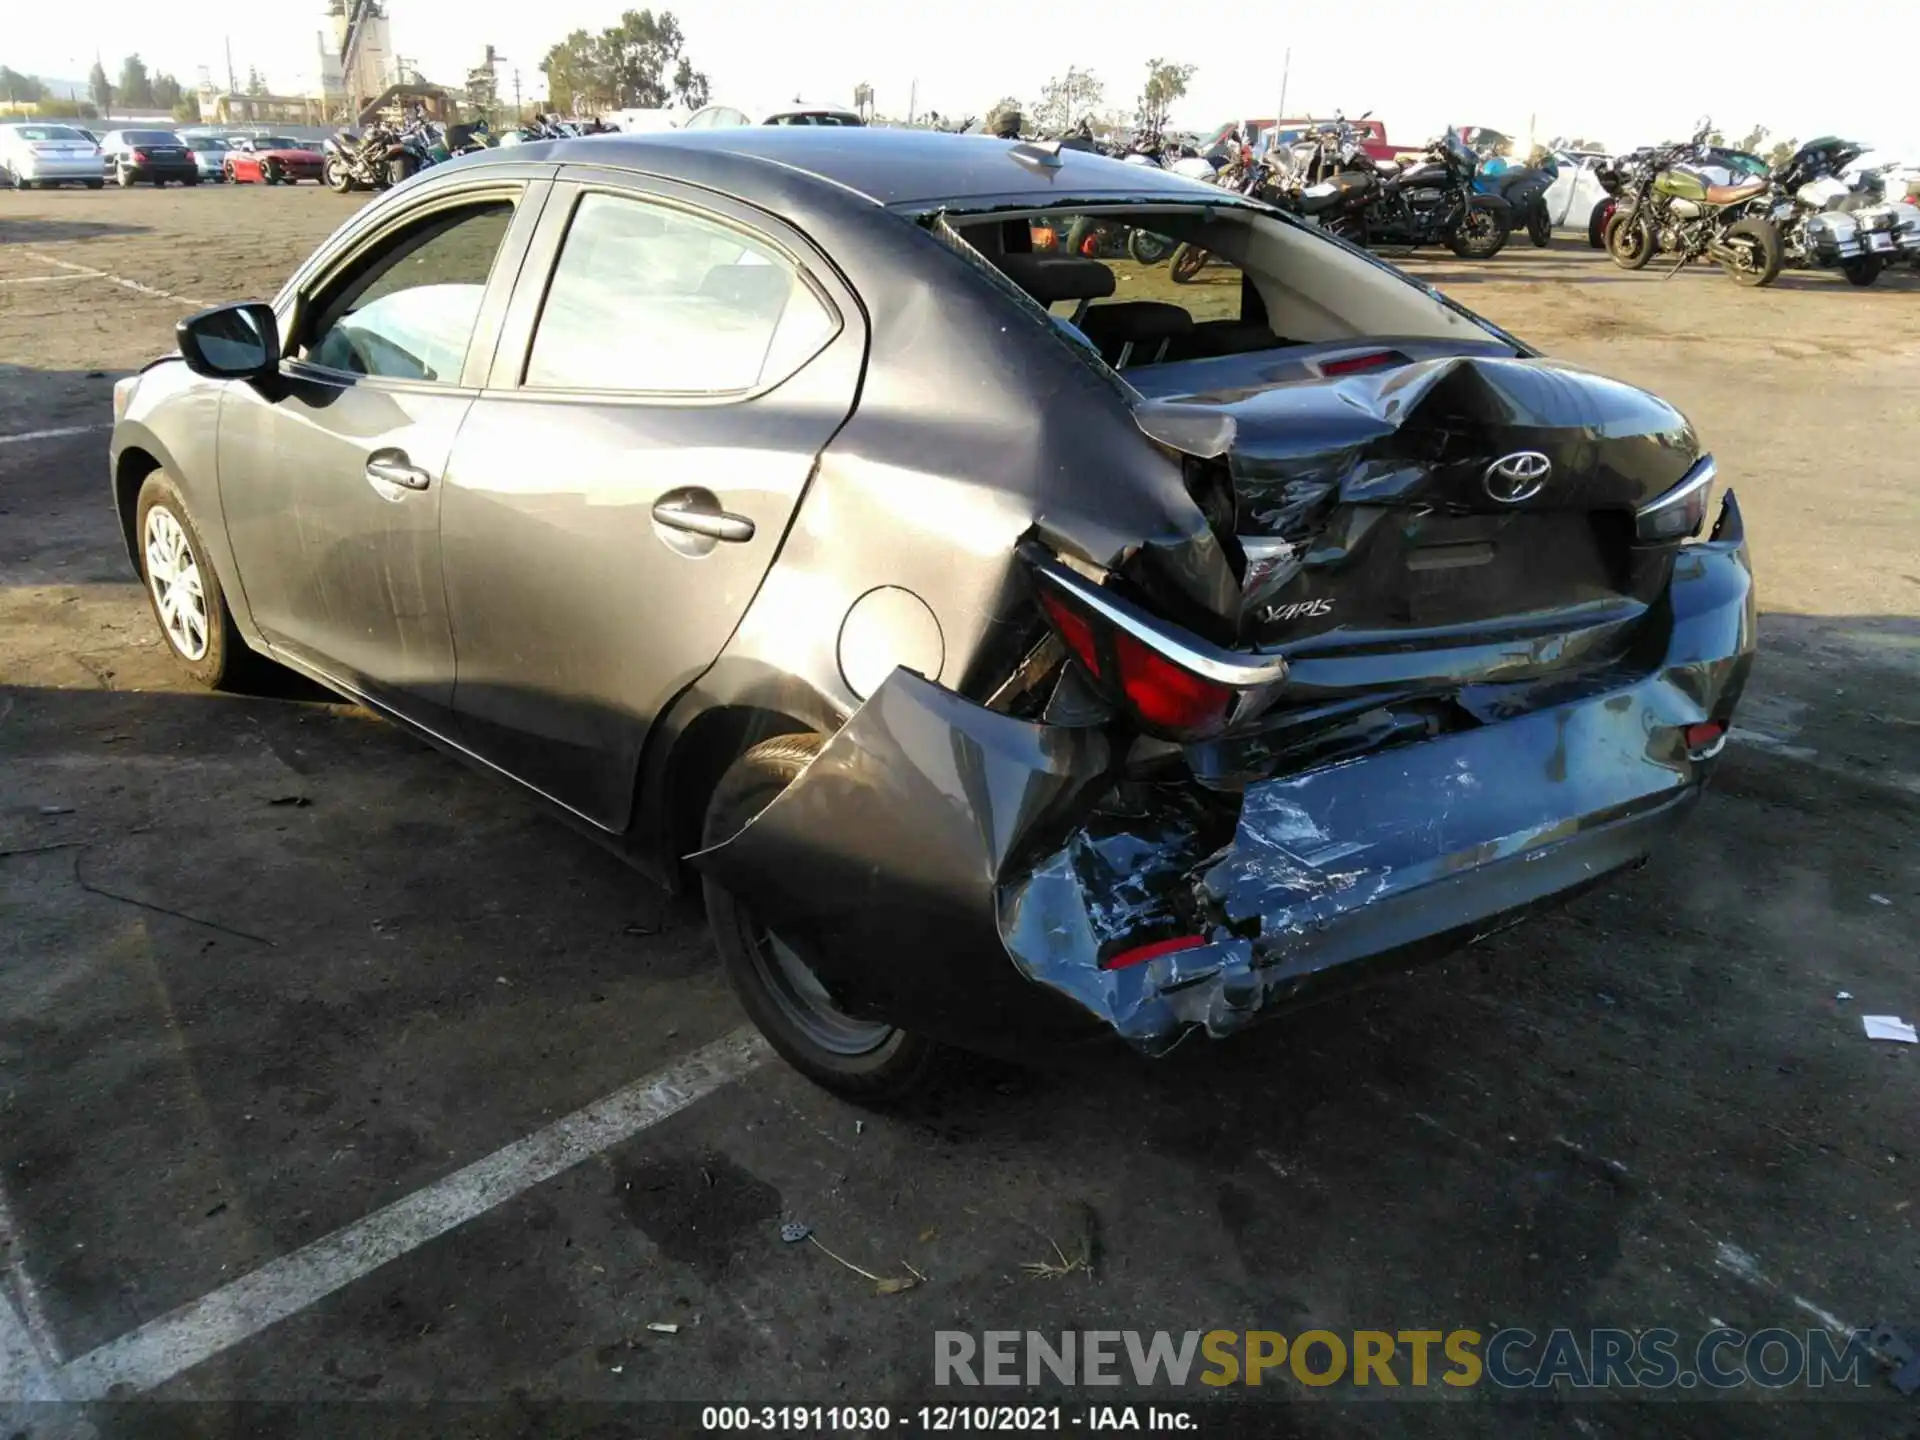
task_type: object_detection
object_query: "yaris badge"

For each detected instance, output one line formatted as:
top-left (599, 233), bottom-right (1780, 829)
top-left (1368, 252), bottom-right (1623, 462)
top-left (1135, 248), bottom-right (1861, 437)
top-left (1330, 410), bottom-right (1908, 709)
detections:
top-left (1483, 451), bottom-right (1552, 503)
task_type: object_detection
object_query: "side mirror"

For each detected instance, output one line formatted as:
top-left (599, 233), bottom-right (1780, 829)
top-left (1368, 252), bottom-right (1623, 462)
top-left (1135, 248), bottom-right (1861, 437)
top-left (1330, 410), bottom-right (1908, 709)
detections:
top-left (177, 302), bottom-right (280, 381)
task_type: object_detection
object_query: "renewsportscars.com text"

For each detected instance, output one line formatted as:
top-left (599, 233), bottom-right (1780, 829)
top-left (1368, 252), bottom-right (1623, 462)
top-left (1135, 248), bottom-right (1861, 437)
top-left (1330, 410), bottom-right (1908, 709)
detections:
top-left (935, 1327), bottom-right (1882, 1392)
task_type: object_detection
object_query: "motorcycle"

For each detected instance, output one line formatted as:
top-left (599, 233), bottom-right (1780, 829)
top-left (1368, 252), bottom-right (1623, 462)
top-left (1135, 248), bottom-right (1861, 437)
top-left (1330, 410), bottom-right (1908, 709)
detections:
top-left (322, 121), bottom-right (420, 193)
top-left (1057, 120), bottom-right (1219, 264)
top-left (1476, 149), bottom-right (1560, 247)
top-left (1763, 140), bottom-right (1920, 285)
top-left (1589, 142), bottom-right (1768, 250)
top-left (1603, 122), bottom-right (1783, 286)
top-left (1165, 136), bottom-right (1270, 282)
top-left (1278, 126), bottom-right (1512, 259)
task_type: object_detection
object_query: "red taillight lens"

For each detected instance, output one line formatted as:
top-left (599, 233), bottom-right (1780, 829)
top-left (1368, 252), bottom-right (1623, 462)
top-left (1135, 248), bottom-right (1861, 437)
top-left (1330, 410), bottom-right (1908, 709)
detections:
top-left (1113, 630), bottom-right (1233, 737)
top-left (1037, 589), bottom-right (1103, 680)
top-left (1318, 349), bottom-right (1404, 377)
top-left (132, 150), bottom-right (149, 163)
top-left (1101, 934), bottom-right (1210, 971)
top-left (1682, 720), bottom-right (1726, 756)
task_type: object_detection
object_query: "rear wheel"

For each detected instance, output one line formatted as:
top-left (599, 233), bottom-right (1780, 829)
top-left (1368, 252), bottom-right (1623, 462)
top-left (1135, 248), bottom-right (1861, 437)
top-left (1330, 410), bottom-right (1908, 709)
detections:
top-left (1128, 229), bottom-right (1175, 265)
top-left (261, 159), bottom-right (281, 185)
top-left (85, 178), bottom-right (103, 189)
top-left (702, 735), bottom-right (942, 1101)
top-left (1606, 209), bottom-right (1654, 269)
top-left (1587, 201), bottom-right (1614, 249)
top-left (116, 166), bottom-right (135, 188)
top-left (1843, 254), bottom-right (1884, 287)
top-left (1720, 217), bottom-right (1783, 287)
top-left (1526, 202), bottom-right (1552, 248)
top-left (388, 155), bottom-right (416, 188)
top-left (1168, 243), bottom-right (1209, 283)
top-left (324, 157), bottom-right (354, 193)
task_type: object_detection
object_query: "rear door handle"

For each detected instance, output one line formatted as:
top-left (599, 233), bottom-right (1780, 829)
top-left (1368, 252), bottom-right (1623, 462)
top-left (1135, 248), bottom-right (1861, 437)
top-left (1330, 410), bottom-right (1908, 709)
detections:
top-left (366, 452), bottom-right (431, 492)
top-left (651, 493), bottom-right (755, 543)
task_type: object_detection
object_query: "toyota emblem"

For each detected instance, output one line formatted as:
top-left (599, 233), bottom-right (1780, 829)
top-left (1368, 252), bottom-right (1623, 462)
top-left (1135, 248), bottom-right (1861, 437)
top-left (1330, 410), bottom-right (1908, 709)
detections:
top-left (1483, 450), bottom-right (1552, 503)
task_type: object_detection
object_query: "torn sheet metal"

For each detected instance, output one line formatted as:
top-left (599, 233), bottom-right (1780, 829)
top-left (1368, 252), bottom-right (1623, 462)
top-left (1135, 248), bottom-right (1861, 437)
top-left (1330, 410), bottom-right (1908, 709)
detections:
top-left (696, 499), bottom-right (1754, 1058)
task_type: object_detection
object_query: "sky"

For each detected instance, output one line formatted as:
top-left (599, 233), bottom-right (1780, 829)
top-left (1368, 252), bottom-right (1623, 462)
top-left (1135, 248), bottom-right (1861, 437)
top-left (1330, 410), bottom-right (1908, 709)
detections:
top-left (6, 0), bottom-right (1916, 159)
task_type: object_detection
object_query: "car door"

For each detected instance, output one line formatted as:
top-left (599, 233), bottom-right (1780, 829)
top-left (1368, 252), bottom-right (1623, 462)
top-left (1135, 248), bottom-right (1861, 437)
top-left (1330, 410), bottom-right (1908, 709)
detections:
top-left (217, 176), bottom-right (549, 733)
top-left (437, 170), bottom-right (866, 831)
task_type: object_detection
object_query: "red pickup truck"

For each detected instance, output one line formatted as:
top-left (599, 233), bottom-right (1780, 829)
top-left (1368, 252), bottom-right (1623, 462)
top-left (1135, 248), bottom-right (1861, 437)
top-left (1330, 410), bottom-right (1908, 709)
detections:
top-left (1200, 116), bottom-right (1404, 164)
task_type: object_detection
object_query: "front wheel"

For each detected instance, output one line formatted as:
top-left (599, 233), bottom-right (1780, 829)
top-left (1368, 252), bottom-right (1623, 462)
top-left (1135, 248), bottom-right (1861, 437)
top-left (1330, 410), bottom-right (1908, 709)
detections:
top-left (134, 472), bottom-right (251, 691)
top-left (1606, 209), bottom-right (1655, 269)
top-left (703, 735), bottom-right (943, 1101)
top-left (324, 157), bottom-right (355, 193)
top-left (1526, 202), bottom-right (1552, 248)
top-left (85, 178), bottom-right (103, 190)
top-left (261, 160), bottom-right (281, 185)
top-left (1168, 243), bottom-right (1210, 283)
top-left (1720, 217), bottom-right (1783, 287)
top-left (1447, 202), bottom-right (1509, 259)
top-left (1843, 254), bottom-right (1884, 287)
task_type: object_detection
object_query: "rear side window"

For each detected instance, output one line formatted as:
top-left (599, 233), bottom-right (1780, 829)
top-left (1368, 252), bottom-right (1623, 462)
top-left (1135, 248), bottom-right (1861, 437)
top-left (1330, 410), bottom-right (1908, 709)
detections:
top-left (523, 191), bottom-right (837, 394)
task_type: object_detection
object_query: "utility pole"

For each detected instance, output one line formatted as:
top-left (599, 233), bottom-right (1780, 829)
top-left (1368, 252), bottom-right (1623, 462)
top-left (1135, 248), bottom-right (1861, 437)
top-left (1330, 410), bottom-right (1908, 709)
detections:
top-left (907, 77), bottom-right (916, 126)
top-left (513, 68), bottom-right (522, 120)
top-left (1276, 47), bottom-right (1290, 131)
top-left (225, 37), bottom-right (236, 96)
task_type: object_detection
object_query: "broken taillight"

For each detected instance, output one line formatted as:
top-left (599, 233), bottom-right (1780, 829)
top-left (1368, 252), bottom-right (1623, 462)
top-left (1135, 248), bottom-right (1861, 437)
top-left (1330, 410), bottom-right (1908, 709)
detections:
top-left (1027, 554), bottom-right (1288, 743)
top-left (1101, 934), bottom-right (1210, 971)
top-left (1636, 455), bottom-right (1715, 542)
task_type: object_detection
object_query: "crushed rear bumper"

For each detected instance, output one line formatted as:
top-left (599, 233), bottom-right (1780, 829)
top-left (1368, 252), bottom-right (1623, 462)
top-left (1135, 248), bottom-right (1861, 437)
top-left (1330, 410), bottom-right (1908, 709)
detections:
top-left (692, 496), bottom-right (1754, 1057)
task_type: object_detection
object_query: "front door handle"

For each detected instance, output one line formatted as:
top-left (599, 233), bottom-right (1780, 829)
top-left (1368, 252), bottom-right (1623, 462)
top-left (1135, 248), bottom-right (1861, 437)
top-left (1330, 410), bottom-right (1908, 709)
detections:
top-left (651, 493), bottom-right (755, 543)
top-left (366, 451), bottom-right (431, 492)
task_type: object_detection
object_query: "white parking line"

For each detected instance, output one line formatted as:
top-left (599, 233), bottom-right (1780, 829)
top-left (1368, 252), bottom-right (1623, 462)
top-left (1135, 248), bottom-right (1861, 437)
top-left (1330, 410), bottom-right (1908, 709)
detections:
top-left (0, 1184), bottom-right (63, 1402)
top-left (0, 274), bottom-right (94, 286)
top-left (48, 1027), bottom-right (770, 1399)
top-left (19, 249), bottom-right (207, 309)
top-left (0, 425), bottom-right (108, 448)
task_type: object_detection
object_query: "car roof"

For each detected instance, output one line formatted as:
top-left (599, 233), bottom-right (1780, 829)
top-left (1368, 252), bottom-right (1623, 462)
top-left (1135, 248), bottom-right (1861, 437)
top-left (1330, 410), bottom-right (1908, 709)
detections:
top-left (490, 127), bottom-right (1232, 210)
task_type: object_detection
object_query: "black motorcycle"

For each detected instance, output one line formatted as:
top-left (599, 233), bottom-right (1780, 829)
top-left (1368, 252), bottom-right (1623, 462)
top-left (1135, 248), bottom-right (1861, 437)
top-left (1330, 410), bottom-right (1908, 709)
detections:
top-left (1285, 128), bottom-right (1511, 258)
top-left (322, 122), bottom-right (421, 193)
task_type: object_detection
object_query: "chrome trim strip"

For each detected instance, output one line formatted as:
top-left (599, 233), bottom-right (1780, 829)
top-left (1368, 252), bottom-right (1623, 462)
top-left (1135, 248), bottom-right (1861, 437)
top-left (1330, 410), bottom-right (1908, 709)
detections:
top-left (1032, 558), bottom-right (1290, 687)
top-left (1635, 454), bottom-right (1716, 517)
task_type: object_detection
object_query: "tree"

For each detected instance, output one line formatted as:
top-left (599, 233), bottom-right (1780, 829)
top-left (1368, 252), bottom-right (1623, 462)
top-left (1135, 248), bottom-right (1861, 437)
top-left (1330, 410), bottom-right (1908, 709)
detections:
top-left (37, 97), bottom-right (98, 119)
top-left (152, 71), bottom-right (183, 110)
top-left (1136, 58), bottom-right (1195, 136)
top-left (245, 66), bottom-right (267, 97)
top-left (88, 58), bottom-right (112, 115)
top-left (1735, 124), bottom-right (1768, 155)
top-left (1029, 65), bottom-right (1104, 137)
top-left (1766, 137), bottom-right (1798, 170)
top-left (539, 30), bottom-right (601, 112)
top-left (671, 55), bottom-right (708, 109)
top-left (0, 66), bottom-right (49, 105)
top-left (117, 53), bottom-right (155, 108)
top-left (601, 9), bottom-right (706, 109)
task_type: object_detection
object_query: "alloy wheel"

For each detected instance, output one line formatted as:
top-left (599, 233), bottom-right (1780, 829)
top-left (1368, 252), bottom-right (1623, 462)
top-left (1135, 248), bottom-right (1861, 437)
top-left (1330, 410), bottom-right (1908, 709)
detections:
top-left (143, 506), bottom-right (209, 661)
top-left (748, 923), bottom-right (895, 1057)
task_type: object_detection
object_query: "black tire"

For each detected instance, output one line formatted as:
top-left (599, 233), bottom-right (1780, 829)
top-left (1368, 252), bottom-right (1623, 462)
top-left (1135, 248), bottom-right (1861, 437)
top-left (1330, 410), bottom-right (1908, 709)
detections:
top-left (1063, 216), bottom-right (1098, 258)
top-left (1720, 217), bottom-right (1783, 288)
top-left (1606, 209), bottom-right (1654, 270)
top-left (15, 178), bottom-right (33, 190)
top-left (1447, 201), bottom-right (1509, 259)
top-left (116, 166), bottom-right (136, 188)
top-left (183, 174), bottom-right (199, 187)
top-left (1128, 229), bottom-right (1175, 265)
top-left (133, 472), bottom-right (253, 691)
top-left (262, 160), bottom-right (281, 185)
top-left (1526, 202), bottom-right (1552, 248)
top-left (1168, 242), bottom-right (1209, 283)
top-left (1842, 255), bottom-right (1884, 287)
top-left (702, 735), bottom-right (942, 1102)
top-left (85, 178), bottom-right (103, 189)
top-left (388, 155), bottom-right (415, 188)
top-left (1587, 202), bottom-right (1613, 249)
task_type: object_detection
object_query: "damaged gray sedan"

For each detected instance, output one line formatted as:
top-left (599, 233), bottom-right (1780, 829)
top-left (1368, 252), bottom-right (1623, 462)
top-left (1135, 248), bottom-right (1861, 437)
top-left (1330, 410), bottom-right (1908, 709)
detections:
top-left (110, 128), bottom-right (1754, 1098)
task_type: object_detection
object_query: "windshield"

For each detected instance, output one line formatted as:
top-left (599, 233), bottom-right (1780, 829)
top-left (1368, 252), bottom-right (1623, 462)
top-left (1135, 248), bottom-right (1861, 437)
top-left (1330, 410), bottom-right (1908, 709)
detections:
top-left (258, 137), bottom-right (300, 149)
top-left (122, 130), bottom-right (183, 146)
top-left (10, 125), bottom-right (88, 142)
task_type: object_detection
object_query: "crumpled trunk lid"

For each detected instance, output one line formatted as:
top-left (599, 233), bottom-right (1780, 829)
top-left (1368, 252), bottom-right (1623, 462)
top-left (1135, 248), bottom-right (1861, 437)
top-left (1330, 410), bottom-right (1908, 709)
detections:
top-left (1130, 347), bottom-right (1698, 655)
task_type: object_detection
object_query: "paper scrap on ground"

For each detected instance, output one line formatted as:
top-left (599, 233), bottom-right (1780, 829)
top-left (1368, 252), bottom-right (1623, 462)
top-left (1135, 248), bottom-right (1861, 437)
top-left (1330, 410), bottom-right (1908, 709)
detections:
top-left (1862, 1016), bottom-right (1917, 1044)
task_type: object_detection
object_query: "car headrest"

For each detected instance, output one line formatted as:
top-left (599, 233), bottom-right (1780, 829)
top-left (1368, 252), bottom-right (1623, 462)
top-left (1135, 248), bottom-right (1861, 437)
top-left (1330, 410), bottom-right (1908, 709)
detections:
top-left (1075, 301), bottom-right (1196, 344)
top-left (996, 254), bottom-right (1117, 306)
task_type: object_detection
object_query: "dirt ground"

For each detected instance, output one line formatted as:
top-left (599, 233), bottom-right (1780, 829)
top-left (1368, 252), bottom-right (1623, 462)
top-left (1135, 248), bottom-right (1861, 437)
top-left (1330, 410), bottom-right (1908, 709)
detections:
top-left (2, 183), bottom-right (1918, 1436)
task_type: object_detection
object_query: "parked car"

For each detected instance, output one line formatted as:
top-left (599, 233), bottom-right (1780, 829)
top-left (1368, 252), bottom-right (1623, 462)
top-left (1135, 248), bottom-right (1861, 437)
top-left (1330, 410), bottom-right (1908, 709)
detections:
top-left (682, 103), bottom-right (864, 129)
top-left (0, 121), bottom-right (106, 188)
top-left (184, 134), bottom-right (232, 182)
top-left (109, 130), bottom-right (1754, 1098)
top-left (100, 128), bottom-right (198, 187)
top-left (224, 136), bottom-right (324, 185)
top-left (1537, 149), bottom-right (1613, 244)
